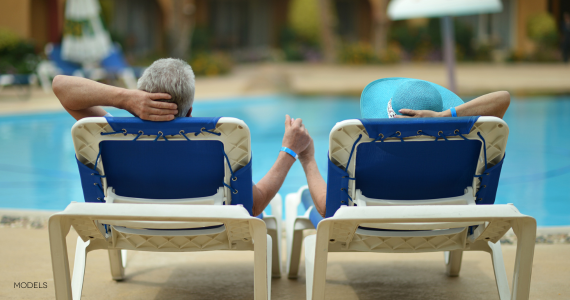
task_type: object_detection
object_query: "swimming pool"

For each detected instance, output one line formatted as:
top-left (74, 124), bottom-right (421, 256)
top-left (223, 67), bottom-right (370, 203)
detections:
top-left (0, 95), bottom-right (568, 226)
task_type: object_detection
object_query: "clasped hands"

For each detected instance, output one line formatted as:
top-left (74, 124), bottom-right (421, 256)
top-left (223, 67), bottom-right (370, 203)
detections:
top-left (281, 114), bottom-right (313, 163)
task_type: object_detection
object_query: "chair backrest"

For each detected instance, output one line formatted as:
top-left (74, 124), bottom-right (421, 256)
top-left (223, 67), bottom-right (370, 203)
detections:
top-left (325, 117), bottom-right (508, 218)
top-left (71, 116), bottom-right (254, 215)
top-left (100, 43), bottom-right (130, 72)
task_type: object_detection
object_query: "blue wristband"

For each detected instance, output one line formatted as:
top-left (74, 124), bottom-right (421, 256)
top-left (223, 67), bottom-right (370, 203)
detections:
top-left (281, 147), bottom-right (298, 160)
top-left (450, 107), bottom-right (457, 117)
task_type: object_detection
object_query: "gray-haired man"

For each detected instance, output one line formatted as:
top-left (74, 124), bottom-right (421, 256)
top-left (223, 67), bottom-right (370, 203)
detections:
top-left (54, 58), bottom-right (311, 216)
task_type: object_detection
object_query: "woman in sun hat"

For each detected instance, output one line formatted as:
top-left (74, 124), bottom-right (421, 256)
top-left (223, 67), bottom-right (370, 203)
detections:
top-left (297, 77), bottom-right (511, 217)
top-left (360, 77), bottom-right (510, 119)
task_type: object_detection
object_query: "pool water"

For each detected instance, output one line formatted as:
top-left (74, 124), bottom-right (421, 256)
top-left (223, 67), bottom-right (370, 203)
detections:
top-left (0, 95), bottom-right (569, 226)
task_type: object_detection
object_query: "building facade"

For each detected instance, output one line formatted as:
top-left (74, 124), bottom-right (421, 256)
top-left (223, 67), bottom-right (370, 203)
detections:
top-left (0, 0), bottom-right (567, 58)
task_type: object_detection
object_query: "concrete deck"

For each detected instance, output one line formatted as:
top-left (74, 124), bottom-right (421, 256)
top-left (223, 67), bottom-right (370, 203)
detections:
top-left (1, 62), bottom-right (569, 116)
top-left (0, 226), bottom-right (569, 300)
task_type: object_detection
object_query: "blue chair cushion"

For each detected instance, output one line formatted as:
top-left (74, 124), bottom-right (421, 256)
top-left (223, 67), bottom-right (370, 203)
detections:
top-left (100, 139), bottom-right (225, 199)
top-left (354, 139), bottom-right (481, 200)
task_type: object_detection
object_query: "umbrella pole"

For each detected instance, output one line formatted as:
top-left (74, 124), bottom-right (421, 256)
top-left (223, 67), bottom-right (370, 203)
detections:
top-left (441, 16), bottom-right (457, 94)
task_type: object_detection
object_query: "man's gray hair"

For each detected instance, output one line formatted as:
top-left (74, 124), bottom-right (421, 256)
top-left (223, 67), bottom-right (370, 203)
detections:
top-left (137, 58), bottom-right (195, 117)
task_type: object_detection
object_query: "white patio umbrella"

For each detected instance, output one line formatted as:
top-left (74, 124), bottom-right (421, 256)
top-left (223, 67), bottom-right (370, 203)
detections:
top-left (387, 0), bottom-right (502, 93)
top-left (62, 0), bottom-right (112, 64)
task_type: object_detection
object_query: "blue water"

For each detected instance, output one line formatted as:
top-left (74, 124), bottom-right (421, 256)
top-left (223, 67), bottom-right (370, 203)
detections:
top-left (0, 95), bottom-right (569, 226)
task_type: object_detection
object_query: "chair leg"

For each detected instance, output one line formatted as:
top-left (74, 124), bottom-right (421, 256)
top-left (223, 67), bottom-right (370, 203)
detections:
top-left (49, 217), bottom-right (73, 300)
top-left (266, 234), bottom-right (273, 300)
top-left (108, 249), bottom-right (125, 281)
top-left (36, 61), bottom-right (55, 93)
top-left (286, 228), bottom-right (305, 279)
top-left (267, 195), bottom-right (283, 278)
top-left (510, 219), bottom-right (536, 300)
top-left (121, 250), bottom-right (128, 268)
top-left (253, 230), bottom-right (269, 300)
top-left (120, 68), bottom-right (137, 90)
top-left (71, 237), bottom-right (90, 300)
top-left (488, 241), bottom-right (511, 300)
top-left (304, 235), bottom-right (316, 300)
top-left (444, 250), bottom-right (463, 277)
top-left (267, 227), bottom-right (282, 278)
top-left (305, 234), bottom-right (329, 300)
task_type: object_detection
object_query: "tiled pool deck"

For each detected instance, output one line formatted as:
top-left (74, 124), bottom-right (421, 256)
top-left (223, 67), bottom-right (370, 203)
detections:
top-left (1, 224), bottom-right (569, 300)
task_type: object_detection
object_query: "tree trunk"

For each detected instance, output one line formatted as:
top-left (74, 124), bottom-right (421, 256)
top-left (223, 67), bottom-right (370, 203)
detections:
top-left (369, 0), bottom-right (390, 56)
top-left (169, 0), bottom-right (196, 60)
top-left (318, 0), bottom-right (338, 63)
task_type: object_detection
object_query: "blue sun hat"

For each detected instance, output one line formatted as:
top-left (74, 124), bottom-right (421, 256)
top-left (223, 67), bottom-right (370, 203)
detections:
top-left (360, 78), bottom-right (464, 118)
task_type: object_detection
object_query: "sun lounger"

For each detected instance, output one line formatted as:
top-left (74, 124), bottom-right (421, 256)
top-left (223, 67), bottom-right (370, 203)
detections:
top-left (99, 44), bottom-right (142, 89)
top-left (286, 116), bottom-right (536, 300)
top-left (38, 43), bottom-right (138, 92)
top-left (49, 116), bottom-right (279, 300)
top-left (0, 74), bottom-right (36, 99)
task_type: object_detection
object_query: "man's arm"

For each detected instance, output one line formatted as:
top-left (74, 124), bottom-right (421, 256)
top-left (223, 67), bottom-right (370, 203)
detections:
top-left (251, 115), bottom-right (311, 216)
top-left (298, 139), bottom-right (327, 217)
top-left (397, 91), bottom-right (511, 119)
top-left (53, 75), bottom-right (178, 121)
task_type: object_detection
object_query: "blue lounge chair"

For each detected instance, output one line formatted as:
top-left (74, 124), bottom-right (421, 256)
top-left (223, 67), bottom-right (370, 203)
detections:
top-left (0, 74), bottom-right (37, 99)
top-left (286, 117), bottom-right (536, 300)
top-left (49, 116), bottom-right (281, 300)
top-left (99, 44), bottom-right (142, 89)
top-left (37, 43), bottom-right (139, 92)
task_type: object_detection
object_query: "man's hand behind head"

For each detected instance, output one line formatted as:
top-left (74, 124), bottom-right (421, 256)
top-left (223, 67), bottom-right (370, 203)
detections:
top-left (125, 90), bottom-right (178, 121)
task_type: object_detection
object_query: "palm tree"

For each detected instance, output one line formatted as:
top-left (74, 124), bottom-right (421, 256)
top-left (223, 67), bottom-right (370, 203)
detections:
top-left (369, 0), bottom-right (390, 57)
top-left (317, 0), bottom-right (339, 63)
top-left (168, 0), bottom-right (196, 60)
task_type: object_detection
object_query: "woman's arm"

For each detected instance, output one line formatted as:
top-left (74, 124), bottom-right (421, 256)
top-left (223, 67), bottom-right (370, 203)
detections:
top-left (251, 115), bottom-right (312, 216)
top-left (397, 91), bottom-right (511, 119)
top-left (298, 139), bottom-right (327, 217)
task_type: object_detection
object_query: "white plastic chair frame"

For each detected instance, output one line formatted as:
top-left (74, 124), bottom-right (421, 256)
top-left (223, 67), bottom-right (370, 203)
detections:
top-left (49, 204), bottom-right (272, 300)
top-left (286, 117), bottom-right (536, 300)
top-left (49, 117), bottom-right (280, 300)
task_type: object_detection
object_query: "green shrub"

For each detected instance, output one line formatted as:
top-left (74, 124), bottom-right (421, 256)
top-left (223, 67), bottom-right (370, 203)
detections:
top-left (191, 27), bottom-right (213, 53)
top-left (0, 27), bottom-right (39, 74)
top-left (505, 50), bottom-right (525, 63)
top-left (281, 0), bottom-right (323, 62)
top-left (189, 52), bottom-right (233, 76)
top-left (0, 27), bottom-right (19, 50)
top-left (279, 26), bottom-right (322, 61)
top-left (525, 12), bottom-right (560, 62)
top-left (288, 0), bottom-right (320, 43)
top-left (505, 48), bottom-right (560, 63)
top-left (454, 19), bottom-right (475, 60)
top-left (380, 43), bottom-right (402, 63)
top-left (527, 12), bottom-right (558, 47)
top-left (339, 43), bottom-right (378, 64)
top-left (338, 42), bottom-right (402, 64)
top-left (473, 43), bottom-right (494, 62)
top-left (389, 18), bottom-right (441, 60)
top-left (388, 18), bottom-right (478, 62)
